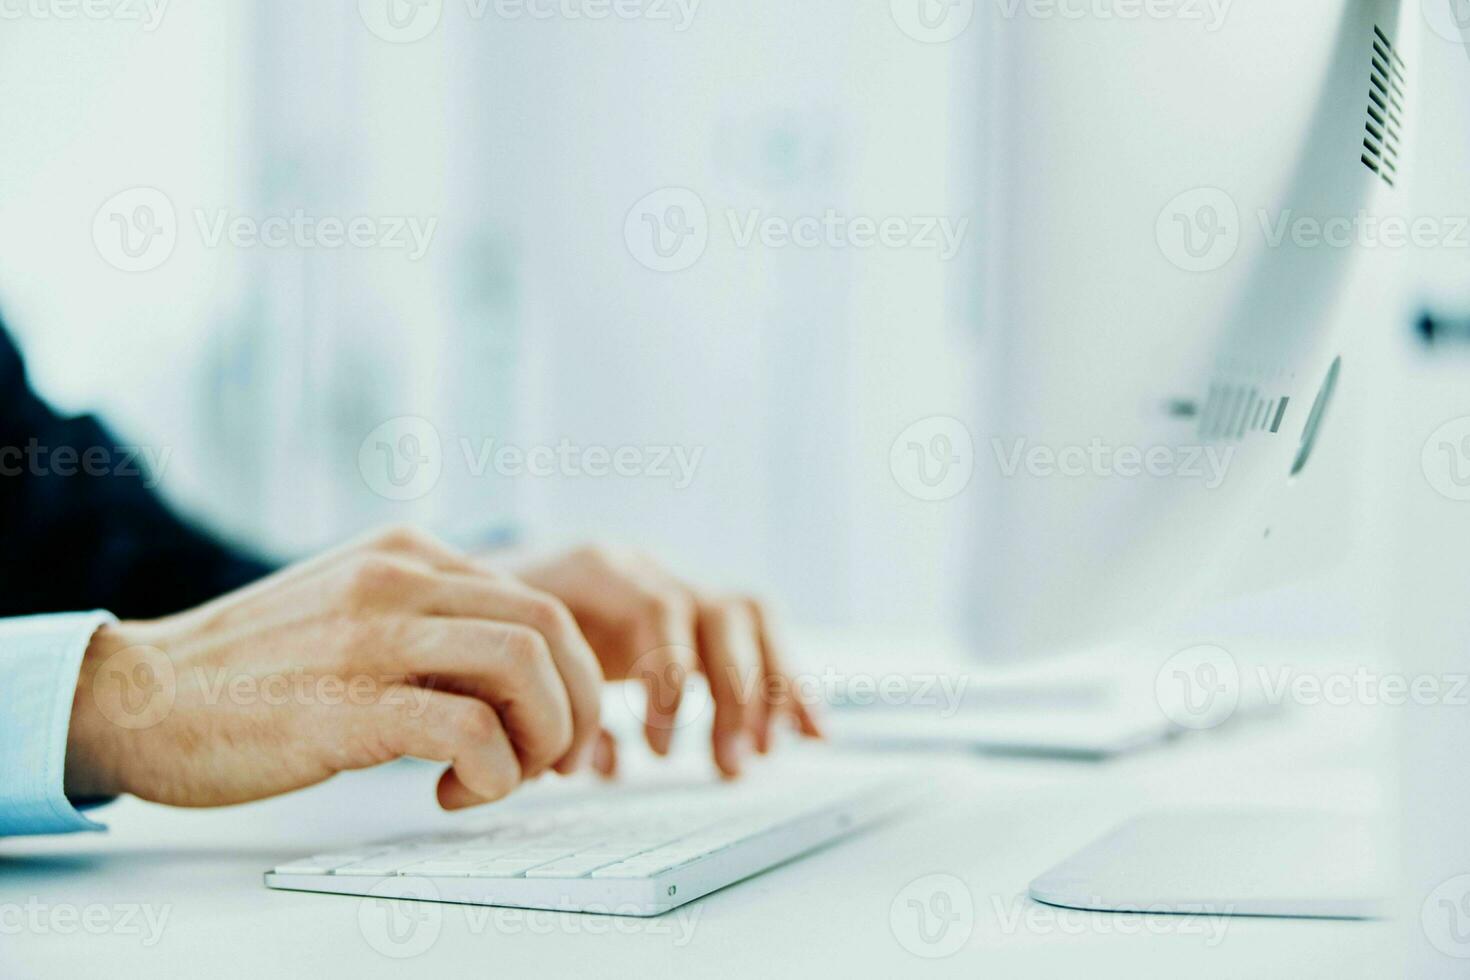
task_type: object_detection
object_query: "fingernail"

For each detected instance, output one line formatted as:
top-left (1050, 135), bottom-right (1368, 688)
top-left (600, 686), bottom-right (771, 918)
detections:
top-left (716, 732), bottom-right (745, 777)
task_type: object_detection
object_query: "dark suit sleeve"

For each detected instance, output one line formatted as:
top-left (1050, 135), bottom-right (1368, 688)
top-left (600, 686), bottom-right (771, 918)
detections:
top-left (0, 325), bottom-right (274, 619)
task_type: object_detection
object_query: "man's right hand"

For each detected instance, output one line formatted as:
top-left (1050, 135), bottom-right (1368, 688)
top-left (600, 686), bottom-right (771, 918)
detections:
top-left (63, 527), bottom-right (605, 811)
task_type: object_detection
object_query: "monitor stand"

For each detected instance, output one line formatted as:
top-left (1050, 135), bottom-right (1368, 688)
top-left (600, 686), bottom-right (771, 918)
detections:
top-left (1029, 809), bottom-right (1389, 919)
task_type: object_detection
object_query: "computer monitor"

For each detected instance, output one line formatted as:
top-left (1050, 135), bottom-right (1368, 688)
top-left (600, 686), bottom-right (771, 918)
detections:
top-left (970, 0), bottom-right (1424, 661)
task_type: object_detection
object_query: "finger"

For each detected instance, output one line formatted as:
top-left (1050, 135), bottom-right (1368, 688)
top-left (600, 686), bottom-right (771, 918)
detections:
top-left (364, 525), bottom-right (486, 576)
top-left (592, 728), bottom-right (618, 779)
top-left (746, 598), bottom-right (823, 745)
top-left (629, 592), bottom-right (697, 756)
top-left (790, 697), bottom-right (823, 738)
top-left (391, 571), bottom-right (603, 776)
top-left (695, 597), bottom-right (763, 778)
top-left (390, 618), bottom-right (576, 780)
top-left (743, 605), bottom-right (774, 754)
top-left (235, 526), bottom-right (470, 597)
top-left (367, 686), bottom-right (522, 809)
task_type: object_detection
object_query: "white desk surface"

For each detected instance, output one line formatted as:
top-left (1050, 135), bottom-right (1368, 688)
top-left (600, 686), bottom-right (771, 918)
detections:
top-left (1, 688), bottom-right (1399, 978)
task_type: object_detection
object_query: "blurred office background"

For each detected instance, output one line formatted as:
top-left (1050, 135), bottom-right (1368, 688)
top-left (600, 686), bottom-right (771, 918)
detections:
top-left (0, 1), bottom-right (984, 631)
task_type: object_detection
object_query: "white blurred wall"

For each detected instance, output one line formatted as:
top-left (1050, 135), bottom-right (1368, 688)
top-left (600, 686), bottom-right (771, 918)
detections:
top-left (0, 1), bottom-right (980, 632)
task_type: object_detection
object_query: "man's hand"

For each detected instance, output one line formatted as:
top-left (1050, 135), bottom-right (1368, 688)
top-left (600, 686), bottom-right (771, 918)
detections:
top-left (64, 528), bottom-right (603, 811)
top-left (509, 546), bottom-right (822, 778)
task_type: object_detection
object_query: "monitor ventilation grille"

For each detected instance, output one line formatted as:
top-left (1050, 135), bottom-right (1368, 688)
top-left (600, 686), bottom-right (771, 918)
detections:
top-left (1360, 25), bottom-right (1406, 188)
top-left (1198, 384), bottom-right (1290, 442)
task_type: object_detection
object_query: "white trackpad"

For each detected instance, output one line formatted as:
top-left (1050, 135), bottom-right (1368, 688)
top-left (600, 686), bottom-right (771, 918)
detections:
top-left (1029, 810), bottom-right (1391, 920)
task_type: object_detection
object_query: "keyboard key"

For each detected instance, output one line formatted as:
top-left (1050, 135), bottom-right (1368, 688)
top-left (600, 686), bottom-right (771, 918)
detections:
top-left (445, 847), bottom-right (517, 860)
top-left (571, 848), bottom-right (652, 864)
top-left (334, 852), bottom-right (444, 876)
top-left (397, 860), bottom-right (483, 877)
top-left (621, 845), bottom-right (713, 873)
top-left (466, 858), bottom-right (553, 878)
top-left (272, 853), bottom-right (371, 874)
top-left (524, 855), bottom-right (620, 878)
top-left (589, 839), bottom-right (662, 854)
top-left (590, 861), bottom-right (669, 879)
top-left (502, 848), bottom-right (576, 861)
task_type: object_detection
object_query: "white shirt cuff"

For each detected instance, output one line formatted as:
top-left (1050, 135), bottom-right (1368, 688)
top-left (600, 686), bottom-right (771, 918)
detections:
top-left (0, 612), bottom-right (116, 836)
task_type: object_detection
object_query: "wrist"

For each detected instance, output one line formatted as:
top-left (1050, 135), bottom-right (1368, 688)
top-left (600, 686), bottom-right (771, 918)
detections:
top-left (64, 622), bottom-right (142, 800)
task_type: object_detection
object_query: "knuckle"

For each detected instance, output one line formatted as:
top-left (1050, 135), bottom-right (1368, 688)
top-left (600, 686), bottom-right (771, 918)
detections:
top-left (451, 702), bottom-right (503, 746)
top-left (721, 702), bottom-right (750, 729)
top-left (713, 667), bottom-right (756, 710)
top-left (573, 544), bottom-right (617, 568)
top-left (712, 691), bottom-right (750, 730)
top-left (523, 595), bottom-right (571, 640)
top-left (740, 593), bottom-right (771, 621)
top-left (696, 597), bottom-right (728, 627)
top-left (719, 595), bottom-right (757, 627)
top-left (637, 589), bottom-right (691, 627)
top-left (345, 555), bottom-right (416, 603)
top-left (634, 592), bottom-right (667, 623)
top-left (643, 641), bottom-right (691, 677)
top-left (371, 524), bottom-right (432, 555)
top-left (501, 624), bottom-right (553, 669)
top-left (732, 678), bottom-right (758, 707)
top-left (723, 651), bottom-right (759, 691)
top-left (336, 618), bottom-right (388, 671)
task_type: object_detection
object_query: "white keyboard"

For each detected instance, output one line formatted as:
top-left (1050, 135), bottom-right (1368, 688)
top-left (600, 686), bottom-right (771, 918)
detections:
top-left (264, 770), bottom-right (911, 916)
